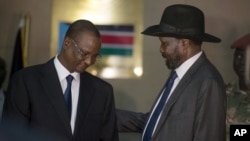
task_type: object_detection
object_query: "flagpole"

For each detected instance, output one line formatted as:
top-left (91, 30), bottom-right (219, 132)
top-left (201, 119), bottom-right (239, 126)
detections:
top-left (22, 14), bottom-right (30, 67)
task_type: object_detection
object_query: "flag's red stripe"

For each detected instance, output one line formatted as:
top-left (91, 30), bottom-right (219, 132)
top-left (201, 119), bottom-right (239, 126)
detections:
top-left (101, 35), bottom-right (133, 44)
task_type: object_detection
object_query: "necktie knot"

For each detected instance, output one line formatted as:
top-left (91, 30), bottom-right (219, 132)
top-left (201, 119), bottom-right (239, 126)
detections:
top-left (169, 71), bottom-right (177, 83)
top-left (66, 75), bottom-right (74, 84)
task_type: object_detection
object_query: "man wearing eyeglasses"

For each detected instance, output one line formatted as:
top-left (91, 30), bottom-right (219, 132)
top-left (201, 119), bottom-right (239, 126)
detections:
top-left (2, 20), bottom-right (119, 141)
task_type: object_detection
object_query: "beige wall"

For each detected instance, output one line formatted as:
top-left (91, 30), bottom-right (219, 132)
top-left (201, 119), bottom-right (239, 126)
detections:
top-left (0, 0), bottom-right (52, 88)
top-left (0, 0), bottom-right (250, 141)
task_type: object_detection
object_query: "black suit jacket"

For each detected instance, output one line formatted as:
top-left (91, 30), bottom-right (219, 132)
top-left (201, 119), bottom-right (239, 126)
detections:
top-left (117, 53), bottom-right (226, 141)
top-left (3, 58), bottom-right (119, 141)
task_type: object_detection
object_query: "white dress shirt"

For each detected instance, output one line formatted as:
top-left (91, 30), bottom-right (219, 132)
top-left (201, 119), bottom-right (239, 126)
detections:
top-left (54, 56), bottom-right (80, 133)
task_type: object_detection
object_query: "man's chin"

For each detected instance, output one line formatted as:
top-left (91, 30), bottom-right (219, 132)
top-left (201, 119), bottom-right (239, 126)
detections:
top-left (165, 62), bottom-right (177, 70)
top-left (76, 66), bottom-right (87, 73)
top-left (165, 63), bottom-right (172, 70)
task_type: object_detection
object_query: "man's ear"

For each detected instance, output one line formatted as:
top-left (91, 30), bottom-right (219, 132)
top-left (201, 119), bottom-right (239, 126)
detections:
top-left (63, 37), bottom-right (71, 49)
top-left (180, 39), bottom-right (189, 50)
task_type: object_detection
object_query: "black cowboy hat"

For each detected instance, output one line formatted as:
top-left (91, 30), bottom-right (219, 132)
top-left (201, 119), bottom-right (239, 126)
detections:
top-left (141, 4), bottom-right (221, 43)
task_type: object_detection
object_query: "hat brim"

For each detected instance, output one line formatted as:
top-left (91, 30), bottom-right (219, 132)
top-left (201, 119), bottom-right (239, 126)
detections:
top-left (141, 25), bottom-right (221, 43)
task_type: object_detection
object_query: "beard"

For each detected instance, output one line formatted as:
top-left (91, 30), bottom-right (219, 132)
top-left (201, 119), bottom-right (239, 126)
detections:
top-left (165, 55), bottom-right (181, 69)
top-left (164, 48), bottom-right (181, 70)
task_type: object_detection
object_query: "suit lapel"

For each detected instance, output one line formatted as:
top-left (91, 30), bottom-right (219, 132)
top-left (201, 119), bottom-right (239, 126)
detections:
top-left (40, 59), bottom-right (72, 135)
top-left (152, 53), bottom-right (208, 137)
top-left (73, 72), bottom-right (94, 136)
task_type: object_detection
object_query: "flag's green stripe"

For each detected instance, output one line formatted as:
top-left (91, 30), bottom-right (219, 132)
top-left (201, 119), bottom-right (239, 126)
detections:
top-left (100, 48), bottom-right (132, 56)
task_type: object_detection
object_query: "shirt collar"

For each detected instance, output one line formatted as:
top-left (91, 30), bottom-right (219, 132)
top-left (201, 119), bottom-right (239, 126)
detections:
top-left (175, 51), bottom-right (203, 79)
top-left (54, 55), bottom-right (79, 81)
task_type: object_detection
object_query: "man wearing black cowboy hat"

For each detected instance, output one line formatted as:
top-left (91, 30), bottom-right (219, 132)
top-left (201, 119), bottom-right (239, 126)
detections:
top-left (117, 4), bottom-right (226, 141)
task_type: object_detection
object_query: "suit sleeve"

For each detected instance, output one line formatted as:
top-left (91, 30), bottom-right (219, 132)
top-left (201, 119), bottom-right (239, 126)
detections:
top-left (2, 72), bottom-right (30, 128)
top-left (100, 85), bottom-right (119, 141)
top-left (116, 109), bottom-right (148, 133)
top-left (194, 78), bottom-right (226, 141)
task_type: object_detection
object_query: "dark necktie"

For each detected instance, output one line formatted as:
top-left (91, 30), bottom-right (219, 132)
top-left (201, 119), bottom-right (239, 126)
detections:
top-left (143, 71), bottom-right (177, 141)
top-left (64, 75), bottom-right (73, 119)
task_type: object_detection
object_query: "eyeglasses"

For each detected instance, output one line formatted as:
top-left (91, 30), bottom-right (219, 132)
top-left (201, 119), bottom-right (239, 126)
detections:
top-left (70, 39), bottom-right (101, 61)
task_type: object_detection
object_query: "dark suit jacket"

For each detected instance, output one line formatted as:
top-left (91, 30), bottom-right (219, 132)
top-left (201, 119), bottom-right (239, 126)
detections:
top-left (117, 53), bottom-right (226, 141)
top-left (2, 58), bottom-right (119, 141)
